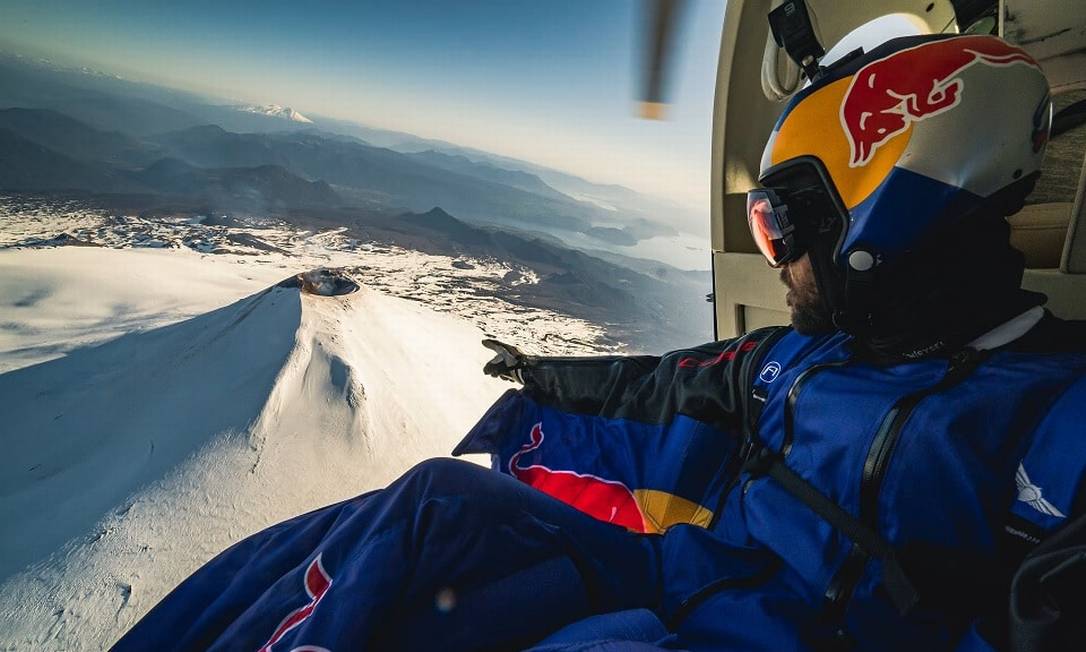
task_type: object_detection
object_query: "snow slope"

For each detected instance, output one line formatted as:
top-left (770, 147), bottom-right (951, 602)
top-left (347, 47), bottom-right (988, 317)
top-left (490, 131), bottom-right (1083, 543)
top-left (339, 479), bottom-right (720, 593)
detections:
top-left (0, 247), bottom-right (508, 650)
top-left (0, 247), bottom-right (294, 373)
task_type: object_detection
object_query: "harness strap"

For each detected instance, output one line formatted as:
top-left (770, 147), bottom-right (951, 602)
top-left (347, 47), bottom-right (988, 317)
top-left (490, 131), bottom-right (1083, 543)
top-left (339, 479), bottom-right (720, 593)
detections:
top-left (743, 446), bottom-right (919, 614)
top-left (707, 325), bottom-right (791, 530)
top-left (737, 326), bottom-right (791, 456)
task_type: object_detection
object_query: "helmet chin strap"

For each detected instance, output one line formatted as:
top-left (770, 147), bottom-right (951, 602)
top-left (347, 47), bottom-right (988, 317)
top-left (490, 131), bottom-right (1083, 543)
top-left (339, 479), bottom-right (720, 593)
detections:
top-left (838, 248), bottom-right (878, 333)
top-left (806, 232), bottom-right (872, 335)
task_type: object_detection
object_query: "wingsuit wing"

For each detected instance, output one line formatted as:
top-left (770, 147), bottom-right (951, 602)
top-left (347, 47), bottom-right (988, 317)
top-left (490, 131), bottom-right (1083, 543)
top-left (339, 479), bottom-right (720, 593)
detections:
top-left (454, 329), bottom-right (786, 533)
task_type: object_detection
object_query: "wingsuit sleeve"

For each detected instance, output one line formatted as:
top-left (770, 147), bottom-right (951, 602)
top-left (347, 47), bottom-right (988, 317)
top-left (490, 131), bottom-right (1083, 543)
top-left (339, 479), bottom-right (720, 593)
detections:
top-left (515, 335), bottom-right (763, 430)
top-left (453, 329), bottom-right (785, 533)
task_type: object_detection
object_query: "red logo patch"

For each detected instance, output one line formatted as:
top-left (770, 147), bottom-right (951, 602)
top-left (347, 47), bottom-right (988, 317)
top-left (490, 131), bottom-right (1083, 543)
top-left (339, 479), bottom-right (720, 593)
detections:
top-left (258, 554), bottom-right (333, 652)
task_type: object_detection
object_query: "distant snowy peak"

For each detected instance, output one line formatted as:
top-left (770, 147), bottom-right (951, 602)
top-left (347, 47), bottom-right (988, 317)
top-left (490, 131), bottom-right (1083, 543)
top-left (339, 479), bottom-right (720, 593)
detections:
top-left (236, 104), bottom-right (314, 124)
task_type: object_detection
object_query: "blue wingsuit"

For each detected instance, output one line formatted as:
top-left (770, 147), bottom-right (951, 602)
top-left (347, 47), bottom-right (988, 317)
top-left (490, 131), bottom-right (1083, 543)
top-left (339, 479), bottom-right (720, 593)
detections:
top-left (115, 309), bottom-right (1086, 651)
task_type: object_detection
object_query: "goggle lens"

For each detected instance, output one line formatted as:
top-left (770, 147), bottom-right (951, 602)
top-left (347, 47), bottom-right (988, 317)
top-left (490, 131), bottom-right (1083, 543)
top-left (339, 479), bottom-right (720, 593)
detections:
top-left (747, 191), bottom-right (793, 267)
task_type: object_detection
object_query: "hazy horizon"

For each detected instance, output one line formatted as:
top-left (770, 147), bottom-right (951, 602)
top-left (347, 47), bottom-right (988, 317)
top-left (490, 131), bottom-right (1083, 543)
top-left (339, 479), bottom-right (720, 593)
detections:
top-left (0, 1), bottom-right (726, 215)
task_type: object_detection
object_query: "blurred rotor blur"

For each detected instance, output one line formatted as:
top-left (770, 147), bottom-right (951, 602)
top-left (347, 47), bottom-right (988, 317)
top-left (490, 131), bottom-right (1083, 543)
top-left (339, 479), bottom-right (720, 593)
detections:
top-left (638, 0), bottom-right (689, 119)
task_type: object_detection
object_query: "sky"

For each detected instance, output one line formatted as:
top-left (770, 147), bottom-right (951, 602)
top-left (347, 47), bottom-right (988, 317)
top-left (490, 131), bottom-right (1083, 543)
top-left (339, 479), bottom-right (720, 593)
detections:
top-left (0, 0), bottom-right (727, 214)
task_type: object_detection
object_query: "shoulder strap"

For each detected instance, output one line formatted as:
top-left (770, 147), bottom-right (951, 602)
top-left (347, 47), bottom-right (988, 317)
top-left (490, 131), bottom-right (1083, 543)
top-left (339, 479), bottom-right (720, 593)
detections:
top-left (707, 326), bottom-right (791, 530)
top-left (738, 326), bottom-right (791, 440)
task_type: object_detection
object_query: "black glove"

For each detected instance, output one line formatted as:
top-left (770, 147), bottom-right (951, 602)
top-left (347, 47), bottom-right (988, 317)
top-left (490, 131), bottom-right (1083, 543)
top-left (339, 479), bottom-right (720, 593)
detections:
top-left (482, 339), bottom-right (527, 383)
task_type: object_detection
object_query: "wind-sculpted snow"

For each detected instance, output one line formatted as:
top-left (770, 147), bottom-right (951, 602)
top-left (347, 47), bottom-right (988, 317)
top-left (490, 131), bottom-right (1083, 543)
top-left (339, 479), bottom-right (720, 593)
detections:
top-left (0, 284), bottom-right (304, 580)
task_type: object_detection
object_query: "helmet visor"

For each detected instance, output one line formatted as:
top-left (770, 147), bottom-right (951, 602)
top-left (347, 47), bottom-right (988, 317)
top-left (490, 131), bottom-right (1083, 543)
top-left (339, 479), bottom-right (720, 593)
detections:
top-left (747, 188), bottom-right (796, 267)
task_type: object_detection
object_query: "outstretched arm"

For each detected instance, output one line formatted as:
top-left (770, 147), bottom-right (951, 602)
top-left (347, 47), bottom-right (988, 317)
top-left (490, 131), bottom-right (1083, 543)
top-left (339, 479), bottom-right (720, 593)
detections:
top-left (482, 330), bottom-right (780, 432)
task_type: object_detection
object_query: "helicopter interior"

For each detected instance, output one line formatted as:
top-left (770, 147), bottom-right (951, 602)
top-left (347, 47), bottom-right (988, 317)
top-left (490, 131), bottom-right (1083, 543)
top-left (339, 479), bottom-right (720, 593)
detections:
top-left (664, 0), bottom-right (1086, 338)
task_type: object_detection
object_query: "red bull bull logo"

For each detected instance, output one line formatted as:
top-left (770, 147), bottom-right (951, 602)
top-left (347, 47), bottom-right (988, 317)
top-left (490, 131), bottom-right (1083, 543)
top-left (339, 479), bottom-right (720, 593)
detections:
top-left (508, 423), bottom-right (715, 533)
top-left (510, 423), bottom-right (647, 532)
top-left (258, 554), bottom-right (332, 652)
top-left (841, 36), bottom-right (1039, 168)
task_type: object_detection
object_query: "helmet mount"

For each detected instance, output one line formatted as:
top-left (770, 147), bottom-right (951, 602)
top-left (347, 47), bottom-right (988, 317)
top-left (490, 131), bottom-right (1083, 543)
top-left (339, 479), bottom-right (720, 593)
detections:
top-left (768, 0), bottom-right (825, 81)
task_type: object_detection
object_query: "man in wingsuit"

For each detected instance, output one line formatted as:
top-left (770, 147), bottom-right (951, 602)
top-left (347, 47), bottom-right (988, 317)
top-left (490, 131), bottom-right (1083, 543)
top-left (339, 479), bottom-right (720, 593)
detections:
top-left (116, 34), bottom-right (1086, 651)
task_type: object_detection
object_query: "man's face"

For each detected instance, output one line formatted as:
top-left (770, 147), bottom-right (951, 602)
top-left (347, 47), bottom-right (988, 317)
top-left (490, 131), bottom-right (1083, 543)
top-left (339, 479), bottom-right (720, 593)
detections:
top-left (780, 253), bottom-right (834, 334)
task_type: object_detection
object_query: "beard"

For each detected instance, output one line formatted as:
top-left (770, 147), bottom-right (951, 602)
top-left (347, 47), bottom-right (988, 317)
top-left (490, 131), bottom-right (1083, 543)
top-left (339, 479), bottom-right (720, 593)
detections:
top-left (781, 266), bottom-right (835, 335)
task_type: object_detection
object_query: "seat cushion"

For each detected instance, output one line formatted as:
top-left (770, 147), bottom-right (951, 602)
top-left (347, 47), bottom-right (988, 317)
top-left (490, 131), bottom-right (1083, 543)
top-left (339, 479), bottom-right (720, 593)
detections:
top-left (1008, 202), bottom-right (1072, 269)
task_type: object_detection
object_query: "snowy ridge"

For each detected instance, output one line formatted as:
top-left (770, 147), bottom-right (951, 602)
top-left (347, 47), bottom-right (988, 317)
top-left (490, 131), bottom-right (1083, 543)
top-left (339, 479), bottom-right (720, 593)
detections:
top-left (0, 253), bottom-right (508, 649)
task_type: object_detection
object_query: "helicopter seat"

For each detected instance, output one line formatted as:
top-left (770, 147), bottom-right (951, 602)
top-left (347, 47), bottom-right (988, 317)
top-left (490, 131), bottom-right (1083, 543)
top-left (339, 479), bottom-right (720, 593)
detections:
top-left (1008, 202), bottom-right (1072, 269)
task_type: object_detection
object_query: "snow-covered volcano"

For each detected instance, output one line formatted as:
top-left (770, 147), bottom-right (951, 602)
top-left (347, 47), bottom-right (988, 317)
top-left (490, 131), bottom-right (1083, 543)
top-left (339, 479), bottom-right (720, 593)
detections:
top-left (236, 103), bottom-right (314, 123)
top-left (0, 248), bottom-right (508, 649)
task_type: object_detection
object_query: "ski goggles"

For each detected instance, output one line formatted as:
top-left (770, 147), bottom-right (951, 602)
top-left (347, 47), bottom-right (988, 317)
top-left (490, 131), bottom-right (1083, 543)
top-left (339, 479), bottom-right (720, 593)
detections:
top-left (747, 188), bottom-right (796, 267)
top-left (747, 157), bottom-right (849, 268)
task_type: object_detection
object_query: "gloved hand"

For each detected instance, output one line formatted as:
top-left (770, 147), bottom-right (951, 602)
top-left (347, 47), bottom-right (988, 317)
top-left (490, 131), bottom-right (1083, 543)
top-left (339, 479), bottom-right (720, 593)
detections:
top-left (482, 339), bottom-right (527, 383)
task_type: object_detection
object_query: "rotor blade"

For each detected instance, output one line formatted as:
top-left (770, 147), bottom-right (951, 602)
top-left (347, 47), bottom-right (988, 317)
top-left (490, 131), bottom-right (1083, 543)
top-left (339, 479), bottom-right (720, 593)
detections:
top-left (638, 0), bottom-right (688, 120)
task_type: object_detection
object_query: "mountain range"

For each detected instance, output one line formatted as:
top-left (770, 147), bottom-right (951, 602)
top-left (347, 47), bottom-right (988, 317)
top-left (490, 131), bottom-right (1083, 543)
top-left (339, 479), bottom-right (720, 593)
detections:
top-left (0, 53), bottom-right (703, 236)
top-left (0, 52), bottom-right (713, 348)
top-left (0, 101), bottom-right (675, 245)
